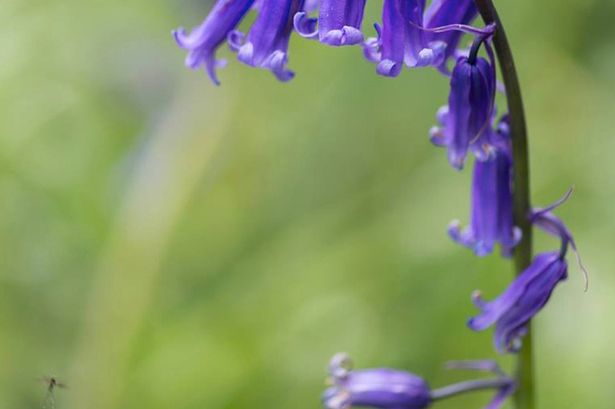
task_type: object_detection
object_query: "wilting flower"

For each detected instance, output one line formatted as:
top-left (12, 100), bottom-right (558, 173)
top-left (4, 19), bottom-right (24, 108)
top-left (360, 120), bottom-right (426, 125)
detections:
top-left (294, 0), bottom-right (367, 46)
top-left (430, 38), bottom-right (496, 169)
top-left (173, 0), bottom-right (255, 85)
top-left (323, 353), bottom-right (431, 409)
top-left (449, 117), bottom-right (521, 256)
top-left (228, 0), bottom-right (305, 82)
top-left (468, 191), bottom-right (586, 353)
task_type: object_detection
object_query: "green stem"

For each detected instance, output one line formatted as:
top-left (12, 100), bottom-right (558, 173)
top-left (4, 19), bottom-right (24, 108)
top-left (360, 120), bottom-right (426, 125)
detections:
top-left (473, 1), bottom-right (534, 409)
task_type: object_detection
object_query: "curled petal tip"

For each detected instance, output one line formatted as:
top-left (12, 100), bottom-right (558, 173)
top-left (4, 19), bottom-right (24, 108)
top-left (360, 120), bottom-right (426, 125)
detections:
top-left (341, 26), bottom-right (365, 45)
top-left (376, 59), bottom-right (402, 77)
top-left (449, 158), bottom-right (464, 171)
top-left (415, 45), bottom-right (445, 68)
top-left (436, 105), bottom-right (449, 121)
top-left (322, 26), bottom-right (364, 46)
top-left (294, 11), bottom-right (318, 39)
top-left (205, 58), bottom-right (223, 86)
top-left (447, 220), bottom-right (462, 240)
top-left (172, 28), bottom-right (184, 46)
top-left (265, 50), bottom-right (294, 82)
top-left (237, 42), bottom-right (255, 65)
top-left (429, 127), bottom-right (446, 147)
top-left (471, 290), bottom-right (484, 306)
top-left (274, 70), bottom-right (295, 82)
top-left (373, 23), bottom-right (382, 37)
top-left (227, 30), bottom-right (246, 52)
top-left (322, 388), bottom-right (351, 409)
top-left (329, 353), bottom-right (353, 379)
top-left (173, 27), bottom-right (196, 49)
top-left (467, 317), bottom-right (480, 331)
top-left (473, 242), bottom-right (492, 257)
top-left (447, 147), bottom-right (466, 171)
top-left (362, 38), bottom-right (381, 62)
top-left (447, 221), bottom-right (477, 250)
top-left (448, 219), bottom-right (461, 229)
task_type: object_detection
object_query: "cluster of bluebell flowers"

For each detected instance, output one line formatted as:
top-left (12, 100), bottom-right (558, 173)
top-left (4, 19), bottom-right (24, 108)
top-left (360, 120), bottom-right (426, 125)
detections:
top-left (174, 1), bottom-right (586, 408)
top-left (173, 0), bottom-right (480, 84)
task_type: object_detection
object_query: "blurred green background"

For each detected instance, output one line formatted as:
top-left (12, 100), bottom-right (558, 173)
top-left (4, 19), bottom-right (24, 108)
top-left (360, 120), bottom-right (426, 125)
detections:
top-left (1, 1), bottom-right (614, 408)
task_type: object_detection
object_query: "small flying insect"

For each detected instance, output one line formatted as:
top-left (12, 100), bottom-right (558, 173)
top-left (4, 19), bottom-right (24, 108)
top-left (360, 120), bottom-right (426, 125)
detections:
top-left (39, 377), bottom-right (67, 409)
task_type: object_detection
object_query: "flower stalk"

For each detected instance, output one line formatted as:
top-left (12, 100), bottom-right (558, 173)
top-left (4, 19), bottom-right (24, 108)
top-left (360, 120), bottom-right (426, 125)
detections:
top-left (430, 378), bottom-right (512, 401)
top-left (473, 1), bottom-right (534, 409)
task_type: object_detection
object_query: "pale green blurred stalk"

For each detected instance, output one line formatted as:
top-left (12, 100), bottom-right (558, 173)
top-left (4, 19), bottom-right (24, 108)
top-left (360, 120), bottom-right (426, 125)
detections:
top-left (65, 83), bottom-right (231, 409)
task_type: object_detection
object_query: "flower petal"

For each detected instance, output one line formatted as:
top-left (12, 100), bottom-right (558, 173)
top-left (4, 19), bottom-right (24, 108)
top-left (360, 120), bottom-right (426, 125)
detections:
top-left (173, 0), bottom-right (255, 84)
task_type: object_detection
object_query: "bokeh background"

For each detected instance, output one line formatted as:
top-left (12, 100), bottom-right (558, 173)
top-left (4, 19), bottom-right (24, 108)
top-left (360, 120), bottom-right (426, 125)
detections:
top-left (1, 1), bottom-right (614, 408)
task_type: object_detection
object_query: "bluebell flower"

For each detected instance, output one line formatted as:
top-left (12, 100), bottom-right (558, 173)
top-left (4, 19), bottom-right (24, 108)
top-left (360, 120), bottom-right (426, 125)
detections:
top-left (430, 37), bottom-right (496, 169)
top-left (323, 354), bottom-right (515, 409)
top-left (423, 0), bottom-right (478, 71)
top-left (363, 0), bottom-right (479, 77)
top-left (468, 190), bottom-right (587, 353)
top-left (173, 0), bottom-right (255, 85)
top-left (449, 117), bottom-right (521, 256)
top-left (363, 0), bottom-right (439, 77)
top-left (175, 0), bottom-right (486, 82)
top-left (228, 0), bottom-right (305, 82)
top-left (294, 0), bottom-right (367, 46)
top-left (174, 0), bottom-right (306, 84)
top-left (468, 251), bottom-right (568, 353)
top-left (323, 353), bottom-right (431, 409)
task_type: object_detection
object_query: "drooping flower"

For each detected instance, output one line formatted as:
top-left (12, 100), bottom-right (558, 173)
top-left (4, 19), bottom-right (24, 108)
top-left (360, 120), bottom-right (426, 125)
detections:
top-left (174, 0), bottom-right (486, 82)
top-left (228, 0), bottom-right (305, 82)
top-left (294, 0), bottom-right (368, 46)
top-left (363, 0), bottom-right (482, 77)
top-left (449, 117), bottom-right (521, 256)
top-left (173, 0), bottom-right (255, 85)
top-left (468, 191), bottom-right (586, 353)
top-left (423, 0), bottom-right (478, 69)
top-left (323, 353), bottom-right (431, 409)
top-left (364, 0), bottom-right (443, 77)
top-left (430, 37), bottom-right (496, 169)
top-left (323, 354), bottom-right (516, 409)
top-left (468, 251), bottom-right (568, 353)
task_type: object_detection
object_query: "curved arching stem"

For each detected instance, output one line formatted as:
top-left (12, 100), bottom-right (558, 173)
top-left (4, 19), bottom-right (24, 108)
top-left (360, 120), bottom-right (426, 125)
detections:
top-left (473, 1), bottom-right (535, 409)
